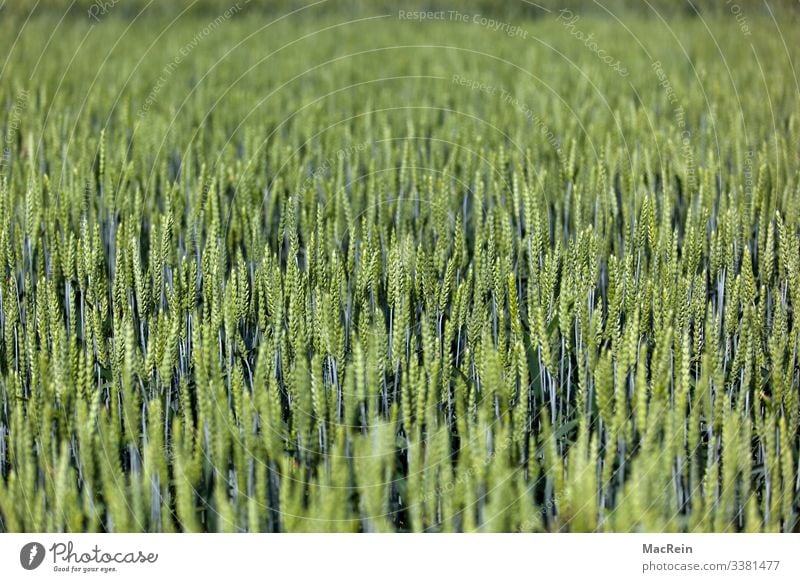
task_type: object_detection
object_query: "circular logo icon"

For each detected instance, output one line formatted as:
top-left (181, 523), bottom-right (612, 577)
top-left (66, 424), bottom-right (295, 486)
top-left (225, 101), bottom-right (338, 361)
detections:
top-left (20, 542), bottom-right (46, 570)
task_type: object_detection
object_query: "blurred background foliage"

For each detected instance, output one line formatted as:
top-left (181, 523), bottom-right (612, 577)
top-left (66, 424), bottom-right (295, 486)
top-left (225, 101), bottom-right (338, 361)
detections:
top-left (1, 0), bottom-right (798, 21)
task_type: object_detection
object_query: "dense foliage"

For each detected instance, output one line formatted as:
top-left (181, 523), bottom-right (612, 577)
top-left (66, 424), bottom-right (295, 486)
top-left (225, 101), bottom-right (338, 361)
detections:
top-left (0, 9), bottom-right (798, 532)
top-left (4, 0), bottom-right (799, 20)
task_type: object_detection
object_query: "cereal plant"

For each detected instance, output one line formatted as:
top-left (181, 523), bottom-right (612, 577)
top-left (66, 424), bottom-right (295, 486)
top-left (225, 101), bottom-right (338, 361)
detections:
top-left (0, 2), bottom-right (798, 532)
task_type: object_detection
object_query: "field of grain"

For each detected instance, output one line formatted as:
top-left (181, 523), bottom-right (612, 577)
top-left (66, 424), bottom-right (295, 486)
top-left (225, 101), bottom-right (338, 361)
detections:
top-left (0, 2), bottom-right (798, 532)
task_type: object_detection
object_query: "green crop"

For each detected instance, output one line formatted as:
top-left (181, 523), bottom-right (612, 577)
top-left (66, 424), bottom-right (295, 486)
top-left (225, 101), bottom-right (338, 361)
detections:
top-left (0, 5), bottom-right (798, 532)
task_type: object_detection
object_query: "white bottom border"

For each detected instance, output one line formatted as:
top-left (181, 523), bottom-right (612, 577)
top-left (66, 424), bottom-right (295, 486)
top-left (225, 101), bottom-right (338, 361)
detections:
top-left (1, 533), bottom-right (798, 581)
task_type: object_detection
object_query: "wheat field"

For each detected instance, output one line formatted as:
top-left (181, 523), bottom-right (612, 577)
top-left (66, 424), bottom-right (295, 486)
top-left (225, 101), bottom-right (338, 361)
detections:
top-left (0, 1), bottom-right (798, 532)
